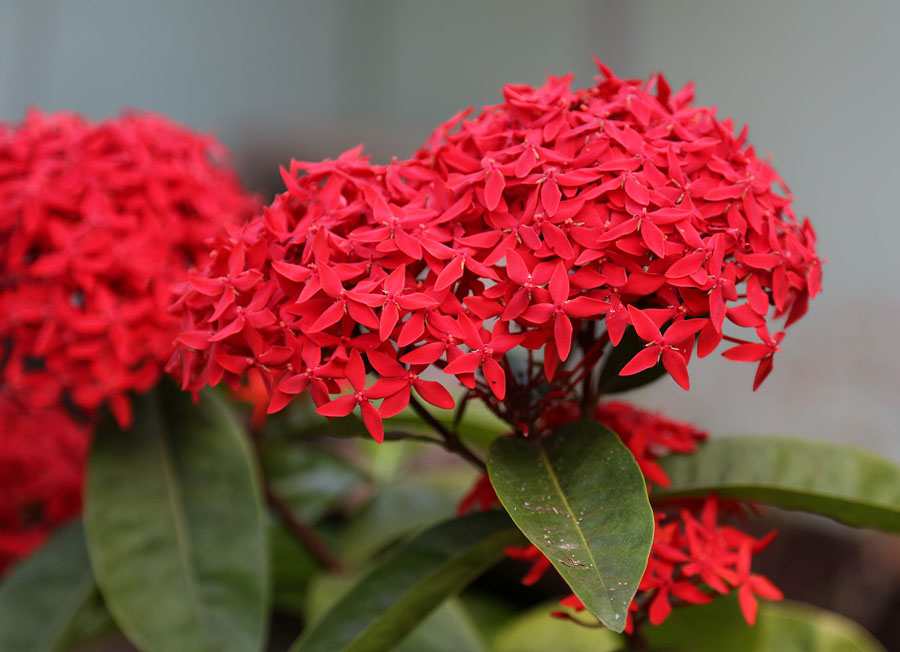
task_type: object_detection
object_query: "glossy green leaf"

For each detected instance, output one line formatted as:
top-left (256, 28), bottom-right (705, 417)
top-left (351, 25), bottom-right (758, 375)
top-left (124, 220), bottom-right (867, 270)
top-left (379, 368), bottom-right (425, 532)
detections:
top-left (487, 420), bottom-right (654, 633)
top-left (656, 436), bottom-right (900, 532)
top-left (84, 383), bottom-right (269, 652)
top-left (262, 442), bottom-right (363, 522)
top-left (392, 599), bottom-right (487, 652)
top-left (290, 511), bottom-right (521, 652)
top-left (492, 602), bottom-right (622, 652)
top-left (597, 327), bottom-right (667, 394)
top-left (305, 576), bottom-right (487, 652)
top-left (0, 521), bottom-right (94, 652)
top-left (645, 596), bottom-right (885, 651)
top-left (340, 468), bottom-right (475, 565)
top-left (418, 600), bottom-right (489, 652)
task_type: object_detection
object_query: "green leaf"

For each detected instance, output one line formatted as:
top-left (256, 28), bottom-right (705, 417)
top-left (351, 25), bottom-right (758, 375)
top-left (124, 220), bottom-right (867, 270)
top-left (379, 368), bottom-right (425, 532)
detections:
top-left (290, 511), bottom-right (521, 652)
top-left (305, 576), bottom-right (487, 652)
top-left (302, 573), bottom-right (354, 624)
top-left (656, 436), bottom-right (900, 532)
top-left (492, 602), bottom-right (622, 652)
top-left (340, 468), bottom-right (475, 566)
top-left (262, 441), bottom-right (363, 522)
top-left (645, 596), bottom-right (885, 651)
top-left (487, 420), bottom-right (654, 633)
top-left (54, 589), bottom-right (116, 651)
top-left (757, 602), bottom-right (886, 652)
top-left (597, 327), bottom-right (667, 394)
top-left (84, 383), bottom-right (269, 652)
top-left (0, 521), bottom-right (94, 652)
top-left (457, 591), bottom-right (519, 643)
top-left (269, 522), bottom-right (318, 615)
top-left (392, 600), bottom-right (487, 652)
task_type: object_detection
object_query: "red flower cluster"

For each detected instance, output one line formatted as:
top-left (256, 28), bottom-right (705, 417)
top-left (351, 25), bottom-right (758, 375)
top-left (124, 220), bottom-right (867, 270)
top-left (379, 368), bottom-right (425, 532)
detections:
top-left (0, 396), bottom-right (89, 573)
top-left (172, 60), bottom-right (821, 441)
top-left (552, 497), bottom-right (782, 631)
top-left (596, 400), bottom-right (706, 489)
top-left (0, 110), bottom-right (256, 427)
top-left (0, 111), bottom-right (254, 574)
top-left (459, 401), bottom-right (781, 631)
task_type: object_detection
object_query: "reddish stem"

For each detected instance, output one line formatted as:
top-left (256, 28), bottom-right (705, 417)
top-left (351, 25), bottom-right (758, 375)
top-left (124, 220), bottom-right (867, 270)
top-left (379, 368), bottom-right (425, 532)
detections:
top-left (265, 485), bottom-right (345, 573)
top-left (408, 395), bottom-right (487, 471)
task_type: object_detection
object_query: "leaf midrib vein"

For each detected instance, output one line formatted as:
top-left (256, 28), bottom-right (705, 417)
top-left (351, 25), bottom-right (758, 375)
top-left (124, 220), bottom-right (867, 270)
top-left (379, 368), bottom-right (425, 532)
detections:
top-left (32, 569), bottom-right (93, 652)
top-left (537, 445), bottom-right (605, 591)
top-left (157, 417), bottom-right (208, 645)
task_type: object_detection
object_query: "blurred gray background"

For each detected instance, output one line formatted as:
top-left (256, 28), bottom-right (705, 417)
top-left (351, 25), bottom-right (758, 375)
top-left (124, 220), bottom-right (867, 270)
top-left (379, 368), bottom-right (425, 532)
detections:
top-left (1, 0), bottom-right (897, 459)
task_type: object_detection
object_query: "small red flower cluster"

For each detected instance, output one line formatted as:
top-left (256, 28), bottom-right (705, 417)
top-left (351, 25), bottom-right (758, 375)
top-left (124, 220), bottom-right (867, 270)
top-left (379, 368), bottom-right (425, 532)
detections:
top-left (459, 401), bottom-right (781, 631)
top-left (0, 111), bottom-right (256, 427)
top-left (172, 60), bottom-right (821, 441)
top-left (0, 396), bottom-right (89, 572)
top-left (551, 497), bottom-right (781, 631)
top-left (596, 400), bottom-right (706, 489)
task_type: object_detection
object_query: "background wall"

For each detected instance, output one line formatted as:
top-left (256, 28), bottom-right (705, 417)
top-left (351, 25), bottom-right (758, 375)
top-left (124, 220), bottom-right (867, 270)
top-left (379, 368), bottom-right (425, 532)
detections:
top-left (1, 0), bottom-right (897, 459)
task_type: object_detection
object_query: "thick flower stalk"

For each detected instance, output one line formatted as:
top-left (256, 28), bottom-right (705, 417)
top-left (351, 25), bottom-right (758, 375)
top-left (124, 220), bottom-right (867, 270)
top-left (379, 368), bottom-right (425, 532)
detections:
top-left (172, 60), bottom-right (821, 441)
top-left (459, 401), bottom-right (782, 632)
top-left (0, 110), bottom-right (257, 427)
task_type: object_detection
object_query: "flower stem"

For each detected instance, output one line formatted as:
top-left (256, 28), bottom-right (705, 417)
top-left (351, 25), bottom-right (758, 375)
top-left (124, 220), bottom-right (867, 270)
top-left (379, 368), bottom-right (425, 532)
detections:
top-left (409, 395), bottom-right (487, 472)
top-left (264, 484), bottom-right (345, 573)
top-left (579, 321), bottom-right (597, 417)
top-left (452, 390), bottom-right (471, 430)
top-left (249, 430), bottom-right (345, 573)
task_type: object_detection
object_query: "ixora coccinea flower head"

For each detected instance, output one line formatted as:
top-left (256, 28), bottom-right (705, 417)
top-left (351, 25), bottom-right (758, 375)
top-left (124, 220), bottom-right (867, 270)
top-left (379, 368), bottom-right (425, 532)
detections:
top-left (0, 395), bottom-right (89, 573)
top-left (171, 59), bottom-right (822, 442)
top-left (0, 110), bottom-right (257, 428)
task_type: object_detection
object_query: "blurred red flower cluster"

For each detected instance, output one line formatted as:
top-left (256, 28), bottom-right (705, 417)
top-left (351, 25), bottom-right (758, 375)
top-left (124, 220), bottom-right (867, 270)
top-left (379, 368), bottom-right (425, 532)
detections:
top-left (0, 110), bottom-right (256, 427)
top-left (172, 60), bottom-right (821, 442)
top-left (0, 397), bottom-right (88, 573)
top-left (0, 110), bottom-right (254, 570)
top-left (460, 401), bottom-right (781, 630)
